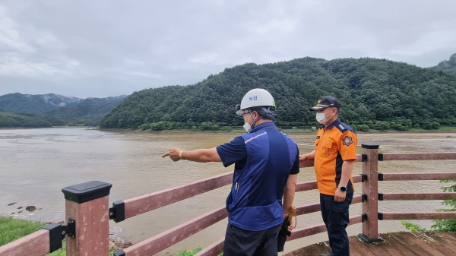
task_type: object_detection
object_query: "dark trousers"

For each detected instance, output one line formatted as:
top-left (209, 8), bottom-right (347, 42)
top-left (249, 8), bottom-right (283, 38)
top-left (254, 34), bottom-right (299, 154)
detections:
top-left (320, 193), bottom-right (353, 256)
top-left (223, 223), bottom-right (282, 256)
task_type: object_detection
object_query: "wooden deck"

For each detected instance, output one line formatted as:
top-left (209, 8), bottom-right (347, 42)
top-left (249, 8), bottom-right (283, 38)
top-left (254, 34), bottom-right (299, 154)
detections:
top-left (284, 232), bottom-right (456, 256)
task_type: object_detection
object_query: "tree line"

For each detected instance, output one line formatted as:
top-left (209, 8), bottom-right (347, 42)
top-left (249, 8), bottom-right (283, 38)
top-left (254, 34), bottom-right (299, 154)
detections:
top-left (99, 57), bottom-right (456, 131)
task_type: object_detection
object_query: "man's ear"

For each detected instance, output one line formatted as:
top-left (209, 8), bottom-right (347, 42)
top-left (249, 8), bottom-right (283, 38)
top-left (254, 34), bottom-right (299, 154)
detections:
top-left (252, 111), bottom-right (259, 120)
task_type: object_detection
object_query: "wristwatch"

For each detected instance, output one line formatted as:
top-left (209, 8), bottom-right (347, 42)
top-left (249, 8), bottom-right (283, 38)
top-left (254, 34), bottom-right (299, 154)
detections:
top-left (338, 185), bottom-right (347, 192)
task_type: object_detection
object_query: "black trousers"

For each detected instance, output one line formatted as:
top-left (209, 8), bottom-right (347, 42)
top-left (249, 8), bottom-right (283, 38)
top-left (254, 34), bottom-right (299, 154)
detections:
top-left (320, 193), bottom-right (353, 256)
top-left (223, 223), bottom-right (282, 256)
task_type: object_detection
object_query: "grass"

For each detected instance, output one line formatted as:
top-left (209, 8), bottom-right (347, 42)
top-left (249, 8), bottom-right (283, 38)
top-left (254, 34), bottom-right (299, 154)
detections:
top-left (0, 216), bottom-right (66, 255)
top-left (0, 216), bottom-right (116, 255)
top-left (172, 247), bottom-right (223, 256)
top-left (0, 216), bottom-right (46, 246)
top-left (1, 215), bottom-right (211, 256)
top-left (173, 248), bottom-right (202, 256)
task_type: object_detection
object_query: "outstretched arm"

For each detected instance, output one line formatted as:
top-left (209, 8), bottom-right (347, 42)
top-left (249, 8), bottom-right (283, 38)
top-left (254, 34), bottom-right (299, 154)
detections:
top-left (162, 147), bottom-right (222, 162)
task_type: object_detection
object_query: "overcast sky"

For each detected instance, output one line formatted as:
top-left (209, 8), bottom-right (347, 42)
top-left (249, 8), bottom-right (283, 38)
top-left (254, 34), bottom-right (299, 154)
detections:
top-left (1, 0), bottom-right (455, 99)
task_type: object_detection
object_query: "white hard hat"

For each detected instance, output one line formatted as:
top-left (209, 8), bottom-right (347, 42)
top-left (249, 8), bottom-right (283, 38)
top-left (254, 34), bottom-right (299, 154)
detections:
top-left (236, 88), bottom-right (276, 115)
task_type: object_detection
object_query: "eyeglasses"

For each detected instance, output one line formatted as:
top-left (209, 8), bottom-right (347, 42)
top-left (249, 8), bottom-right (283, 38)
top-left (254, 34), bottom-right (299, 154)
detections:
top-left (241, 111), bottom-right (250, 116)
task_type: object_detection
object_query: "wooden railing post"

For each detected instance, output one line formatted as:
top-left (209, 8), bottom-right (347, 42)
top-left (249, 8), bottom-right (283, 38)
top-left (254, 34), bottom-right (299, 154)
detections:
top-left (358, 144), bottom-right (383, 243)
top-left (62, 181), bottom-right (112, 256)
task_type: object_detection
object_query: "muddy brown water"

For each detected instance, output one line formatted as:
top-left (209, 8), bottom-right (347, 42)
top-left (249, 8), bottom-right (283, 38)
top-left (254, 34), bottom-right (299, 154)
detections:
top-left (1, 128), bottom-right (455, 255)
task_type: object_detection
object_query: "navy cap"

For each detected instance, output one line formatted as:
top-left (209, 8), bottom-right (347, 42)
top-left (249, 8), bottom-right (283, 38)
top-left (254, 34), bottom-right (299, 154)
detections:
top-left (310, 96), bottom-right (340, 111)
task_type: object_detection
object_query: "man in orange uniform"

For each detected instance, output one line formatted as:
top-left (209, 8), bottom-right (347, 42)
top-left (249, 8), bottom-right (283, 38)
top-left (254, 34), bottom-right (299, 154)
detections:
top-left (300, 96), bottom-right (358, 256)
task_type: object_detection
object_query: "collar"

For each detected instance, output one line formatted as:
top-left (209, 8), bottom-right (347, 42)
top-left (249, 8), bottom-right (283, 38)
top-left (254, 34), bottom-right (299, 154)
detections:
top-left (250, 121), bottom-right (276, 133)
top-left (324, 118), bottom-right (341, 129)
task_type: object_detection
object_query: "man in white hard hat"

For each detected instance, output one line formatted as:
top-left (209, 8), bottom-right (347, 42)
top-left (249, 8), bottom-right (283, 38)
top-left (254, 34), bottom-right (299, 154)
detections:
top-left (163, 88), bottom-right (299, 256)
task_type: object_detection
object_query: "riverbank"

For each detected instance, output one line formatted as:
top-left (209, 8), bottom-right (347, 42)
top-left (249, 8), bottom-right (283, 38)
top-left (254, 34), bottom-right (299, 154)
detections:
top-left (99, 126), bottom-right (456, 135)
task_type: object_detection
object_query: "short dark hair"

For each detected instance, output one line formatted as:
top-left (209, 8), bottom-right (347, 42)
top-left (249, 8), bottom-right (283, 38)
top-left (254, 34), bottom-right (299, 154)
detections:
top-left (250, 106), bottom-right (276, 121)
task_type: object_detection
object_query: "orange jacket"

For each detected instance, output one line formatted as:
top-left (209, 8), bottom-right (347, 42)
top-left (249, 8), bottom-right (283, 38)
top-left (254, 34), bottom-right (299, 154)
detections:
top-left (314, 119), bottom-right (358, 196)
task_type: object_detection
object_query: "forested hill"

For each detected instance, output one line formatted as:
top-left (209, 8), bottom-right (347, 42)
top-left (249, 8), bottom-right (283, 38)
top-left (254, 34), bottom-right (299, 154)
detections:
top-left (100, 57), bottom-right (456, 131)
top-left (430, 53), bottom-right (456, 75)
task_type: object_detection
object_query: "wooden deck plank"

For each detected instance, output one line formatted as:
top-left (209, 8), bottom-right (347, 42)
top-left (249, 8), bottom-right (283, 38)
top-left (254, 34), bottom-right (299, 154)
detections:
top-left (285, 232), bottom-right (456, 256)
top-left (284, 241), bottom-right (331, 256)
top-left (433, 232), bottom-right (456, 253)
top-left (349, 247), bottom-right (365, 256)
top-left (349, 241), bottom-right (375, 256)
top-left (413, 232), bottom-right (456, 256)
top-left (378, 233), bottom-right (420, 256)
top-left (374, 233), bottom-right (409, 256)
top-left (393, 232), bottom-right (446, 256)
top-left (349, 236), bottom-right (392, 256)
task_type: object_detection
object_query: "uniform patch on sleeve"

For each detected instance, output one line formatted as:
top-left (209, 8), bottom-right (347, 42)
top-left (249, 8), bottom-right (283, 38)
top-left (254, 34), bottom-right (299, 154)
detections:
top-left (342, 136), bottom-right (353, 146)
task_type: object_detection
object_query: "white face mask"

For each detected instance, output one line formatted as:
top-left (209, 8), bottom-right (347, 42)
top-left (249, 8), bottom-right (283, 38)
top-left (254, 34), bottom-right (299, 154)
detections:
top-left (316, 110), bottom-right (333, 124)
top-left (316, 112), bottom-right (326, 123)
top-left (243, 122), bottom-right (252, 133)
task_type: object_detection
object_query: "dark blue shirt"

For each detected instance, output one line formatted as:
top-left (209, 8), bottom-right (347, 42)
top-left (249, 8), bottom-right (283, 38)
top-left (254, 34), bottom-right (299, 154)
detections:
top-left (216, 122), bottom-right (300, 231)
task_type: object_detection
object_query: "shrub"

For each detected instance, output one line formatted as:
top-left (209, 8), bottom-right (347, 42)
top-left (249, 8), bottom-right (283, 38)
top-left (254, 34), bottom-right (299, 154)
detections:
top-left (138, 124), bottom-right (151, 130)
top-left (199, 122), bottom-right (219, 131)
top-left (374, 121), bottom-right (390, 131)
top-left (356, 124), bottom-right (370, 132)
top-left (422, 121), bottom-right (440, 130)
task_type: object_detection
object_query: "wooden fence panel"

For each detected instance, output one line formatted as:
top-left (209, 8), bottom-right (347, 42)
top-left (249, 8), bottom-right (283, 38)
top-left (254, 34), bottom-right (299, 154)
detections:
top-left (295, 181), bottom-right (318, 192)
top-left (381, 152), bottom-right (456, 161)
top-left (123, 172), bottom-right (232, 219)
top-left (0, 229), bottom-right (49, 256)
top-left (380, 212), bottom-right (456, 220)
top-left (289, 215), bottom-right (363, 241)
top-left (193, 237), bottom-right (225, 256)
top-left (381, 192), bottom-right (456, 201)
top-left (381, 172), bottom-right (456, 181)
top-left (121, 206), bottom-right (227, 256)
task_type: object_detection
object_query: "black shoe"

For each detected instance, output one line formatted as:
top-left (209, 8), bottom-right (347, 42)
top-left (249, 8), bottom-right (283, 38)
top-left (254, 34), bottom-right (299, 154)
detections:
top-left (320, 254), bottom-right (334, 256)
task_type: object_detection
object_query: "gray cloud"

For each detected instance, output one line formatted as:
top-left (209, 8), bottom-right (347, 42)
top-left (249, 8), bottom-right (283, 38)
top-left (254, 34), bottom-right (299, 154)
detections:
top-left (0, 0), bottom-right (455, 98)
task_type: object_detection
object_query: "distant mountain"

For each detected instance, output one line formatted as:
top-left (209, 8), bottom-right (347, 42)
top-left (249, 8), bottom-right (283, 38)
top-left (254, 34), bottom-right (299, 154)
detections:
top-left (429, 53), bottom-right (456, 75)
top-left (0, 93), bottom-right (81, 113)
top-left (46, 96), bottom-right (127, 126)
top-left (0, 93), bottom-right (127, 114)
top-left (0, 93), bottom-right (128, 127)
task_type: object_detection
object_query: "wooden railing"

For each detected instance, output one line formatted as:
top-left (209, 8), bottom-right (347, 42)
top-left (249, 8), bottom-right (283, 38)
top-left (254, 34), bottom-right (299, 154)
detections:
top-left (1, 144), bottom-right (456, 256)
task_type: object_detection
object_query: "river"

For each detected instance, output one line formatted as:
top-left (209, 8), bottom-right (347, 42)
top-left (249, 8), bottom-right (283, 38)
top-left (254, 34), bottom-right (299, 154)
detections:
top-left (1, 127), bottom-right (455, 255)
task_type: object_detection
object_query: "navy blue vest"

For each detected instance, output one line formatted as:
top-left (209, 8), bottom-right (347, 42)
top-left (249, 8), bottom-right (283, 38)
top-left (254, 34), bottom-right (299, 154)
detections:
top-left (226, 122), bottom-right (299, 231)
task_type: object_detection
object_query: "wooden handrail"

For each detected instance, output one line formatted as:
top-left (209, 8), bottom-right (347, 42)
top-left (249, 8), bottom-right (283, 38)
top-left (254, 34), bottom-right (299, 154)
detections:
top-left (120, 206), bottom-right (227, 256)
top-left (381, 152), bottom-right (456, 161)
top-left (381, 192), bottom-right (456, 201)
top-left (122, 172), bottom-right (232, 220)
top-left (0, 229), bottom-right (50, 256)
top-left (289, 215), bottom-right (363, 241)
top-left (381, 172), bottom-right (456, 181)
top-left (295, 195), bottom-right (363, 216)
top-left (295, 180), bottom-right (318, 192)
top-left (194, 237), bottom-right (225, 256)
top-left (380, 212), bottom-right (456, 220)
